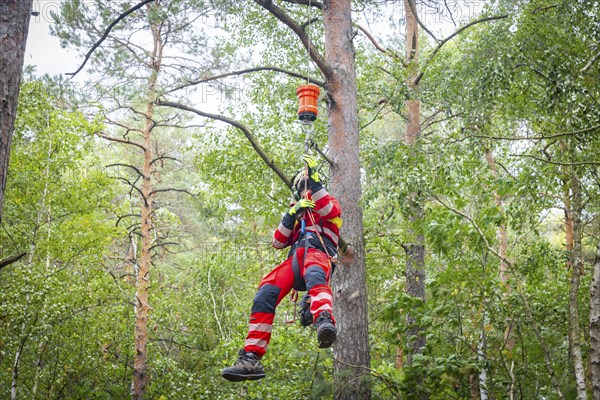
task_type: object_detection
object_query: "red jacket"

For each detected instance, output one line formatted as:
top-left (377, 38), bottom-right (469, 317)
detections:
top-left (272, 185), bottom-right (342, 250)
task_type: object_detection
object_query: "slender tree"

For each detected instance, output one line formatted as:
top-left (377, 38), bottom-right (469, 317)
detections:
top-left (402, 0), bottom-right (426, 367)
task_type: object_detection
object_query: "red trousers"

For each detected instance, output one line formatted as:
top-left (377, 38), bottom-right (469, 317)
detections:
top-left (243, 247), bottom-right (334, 357)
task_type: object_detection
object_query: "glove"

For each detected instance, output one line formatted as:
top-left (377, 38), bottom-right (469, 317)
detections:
top-left (289, 198), bottom-right (315, 215)
top-left (302, 154), bottom-right (320, 183)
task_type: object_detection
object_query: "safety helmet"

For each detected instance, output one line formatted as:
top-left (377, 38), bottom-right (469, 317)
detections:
top-left (292, 171), bottom-right (309, 200)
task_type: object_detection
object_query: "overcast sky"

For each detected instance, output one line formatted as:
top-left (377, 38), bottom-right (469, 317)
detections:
top-left (24, 0), bottom-right (486, 77)
top-left (25, 3), bottom-right (80, 77)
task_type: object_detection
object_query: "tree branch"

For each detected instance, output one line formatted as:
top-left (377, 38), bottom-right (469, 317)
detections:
top-left (0, 253), bottom-right (27, 271)
top-left (510, 154), bottom-right (600, 166)
top-left (353, 23), bottom-right (404, 64)
top-left (156, 100), bottom-right (293, 189)
top-left (149, 188), bottom-right (196, 197)
top-left (112, 176), bottom-right (148, 206)
top-left (66, 0), bottom-right (158, 77)
top-left (433, 194), bottom-right (513, 268)
top-left (106, 163), bottom-right (147, 179)
top-left (301, 17), bottom-right (321, 30)
top-left (415, 14), bottom-right (508, 85)
top-left (253, 0), bottom-right (333, 80)
top-left (116, 213), bottom-right (141, 227)
top-left (281, 0), bottom-right (323, 8)
top-left (169, 66), bottom-right (324, 93)
top-left (95, 131), bottom-right (147, 152)
top-left (406, 0), bottom-right (439, 43)
top-left (149, 242), bottom-right (179, 251)
top-left (311, 142), bottom-right (334, 166)
top-left (470, 124), bottom-right (600, 141)
top-left (150, 155), bottom-right (181, 166)
top-left (581, 49), bottom-right (600, 73)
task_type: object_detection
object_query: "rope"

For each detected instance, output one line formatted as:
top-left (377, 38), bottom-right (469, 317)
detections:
top-left (306, 0), bottom-right (312, 83)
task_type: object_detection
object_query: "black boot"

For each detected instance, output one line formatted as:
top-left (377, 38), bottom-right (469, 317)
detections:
top-left (221, 349), bottom-right (266, 382)
top-left (315, 311), bottom-right (337, 348)
top-left (298, 293), bottom-right (313, 327)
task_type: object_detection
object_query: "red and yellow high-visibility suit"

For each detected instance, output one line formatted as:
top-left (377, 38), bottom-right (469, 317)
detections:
top-left (243, 182), bottom-right (342, 358)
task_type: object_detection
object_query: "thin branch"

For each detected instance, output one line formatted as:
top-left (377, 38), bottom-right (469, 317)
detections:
top-left (150, 156), bottom-right (181, 166)
top-left (95, 131), bottom-right (147, 152)
top-left (443, 0), bottom-right (458, 26)
top-left (470, 123), bottom-right (600, 141)
top-left (510, 154), bottom-right (600, 166)
top-left (157, 100), bottom-right (293, 189)
top-left (432, 194), bottom-right (513, 268)
top-left (254, 0), bottom-right (333, 80)
top-left (116, 214), bottom-right (141, 227)
top-left (169, 66), bottom-right (324, 93)
top-left (104, 115), bottom-right (144, 134)
top-left (66, 0), bottom-right (158, 77)
top-left (281, 0), bottom-right (323, 8)
top-left (406, 0), bottom-right (439, 43)
top-left (415, 14), bottom-right (509, 85)
top-left (521, 292), bottom-right (566, 400)
top-left (301, 16), bottom-right (320, 30)
top-left (421, 112), bottom-right (462, 132)
top-left (514, 63), bottom-right (553, 83)
top-left (581, 49), bottom-right (600, 73)
top-left (311, 142), bottom-right (333, 166)
top-left (112, 176), bottom-right (148, 206)
top-left (149, 242), bottom-right (179, 251)
top-left (534, 4), bottom-right (560, 13)
top-left (354, 23), bottom-right (403, 63)
top-left (149, 188), bottom-right (196, 197)
top-left (106, 163), bottom-right (147, 179)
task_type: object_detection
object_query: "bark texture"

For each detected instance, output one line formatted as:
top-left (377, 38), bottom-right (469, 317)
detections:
top-left (591, 235), bottom-right (600, 400)
top-left (323, 1), bottom-right (371, 399)
top-left (0, 0), bottom-right (33, 221)
top-left (403, 0), bottom-right (426, 366)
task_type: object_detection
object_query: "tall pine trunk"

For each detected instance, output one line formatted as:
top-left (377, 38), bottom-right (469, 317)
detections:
top-left (402, 0), bottom-right (426, 366)
top-left (323, 1), bottom-right (371, 398)
top-left (132, 14), bottom-right (162, 400)
top-left (0, 0), bottom-right (33, 221)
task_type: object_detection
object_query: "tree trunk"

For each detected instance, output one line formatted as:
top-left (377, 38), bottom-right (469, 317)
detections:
top-left (567, 167), bottom-right (587, 400)
top-left (478, 310), bottom-right (489, 400)
top-left (484, 149), bottom-right (512, 397)
top-left (323, 1), bottom-right (371, 399)
top-left (132, 13), bottom-right (162, 400)
top-left (0, 0), bottom-right (33, 221)
top-left (469, 372), bottom-right (480, 400)
top-left (591, 234), bottom-right (600, 400)
top-left (403, 0), bottom-right (426, 366)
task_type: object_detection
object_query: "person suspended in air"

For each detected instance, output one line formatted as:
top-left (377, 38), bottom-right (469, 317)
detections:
top-left (221, 154), bottom-right (342, 382)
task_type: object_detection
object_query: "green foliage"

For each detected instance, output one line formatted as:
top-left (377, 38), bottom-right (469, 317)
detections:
top-left (4, 0), bottom-right (599, 398)
top-left (0, 81), bottom-right (126, 398)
